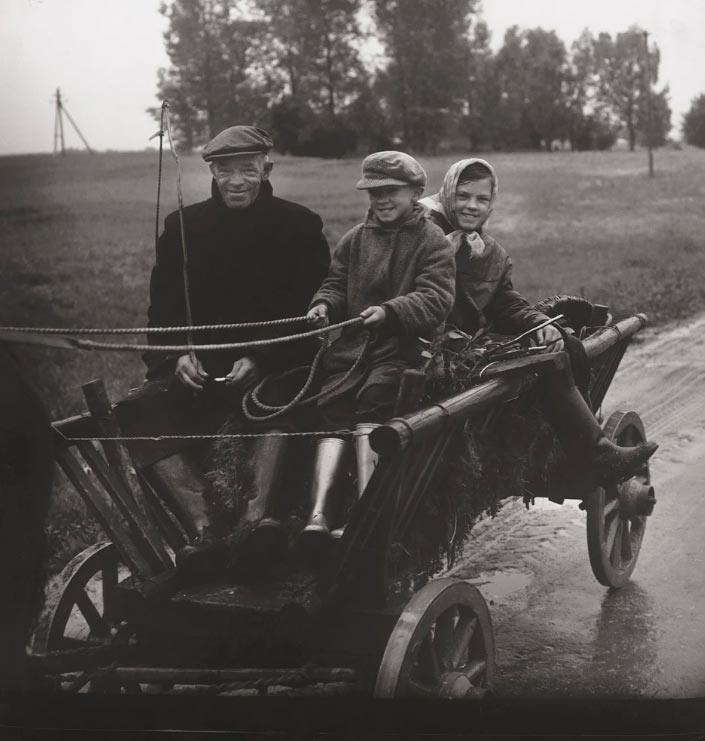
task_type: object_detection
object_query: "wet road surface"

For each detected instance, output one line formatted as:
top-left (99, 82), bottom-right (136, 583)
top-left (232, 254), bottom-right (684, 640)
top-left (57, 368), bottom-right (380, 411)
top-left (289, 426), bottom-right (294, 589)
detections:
top-left (449, 314), bottom-right (705, 698)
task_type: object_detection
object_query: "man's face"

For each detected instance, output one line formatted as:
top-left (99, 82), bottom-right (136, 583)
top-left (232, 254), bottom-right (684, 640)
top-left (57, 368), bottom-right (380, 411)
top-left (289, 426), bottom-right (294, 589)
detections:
top-left (367, 184), bottom-right (421, 225)
top-left (210, 154), bottom-right (270, 209)
top-left (453, 178), bottom-right (493, 232)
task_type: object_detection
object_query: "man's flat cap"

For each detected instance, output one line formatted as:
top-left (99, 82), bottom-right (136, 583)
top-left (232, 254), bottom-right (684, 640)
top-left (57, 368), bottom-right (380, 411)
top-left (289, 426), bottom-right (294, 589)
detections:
top-left (356, 150), bottom-right (426, 190)
top-left (202, 126), bottom-right (274, 161)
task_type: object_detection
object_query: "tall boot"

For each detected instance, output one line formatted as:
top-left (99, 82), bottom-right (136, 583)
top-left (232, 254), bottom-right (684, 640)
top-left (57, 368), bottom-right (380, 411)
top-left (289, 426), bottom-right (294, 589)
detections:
top-left (163, 452), bottom-right (228, 582)
top-left (299, 437), bottom-right (348, 547)
top-left (541, 362), bottom-right (657, 494)
top-left (234, 435), bottom-right (289, 570)
top-left (332, 423), bottom-right (380, 539)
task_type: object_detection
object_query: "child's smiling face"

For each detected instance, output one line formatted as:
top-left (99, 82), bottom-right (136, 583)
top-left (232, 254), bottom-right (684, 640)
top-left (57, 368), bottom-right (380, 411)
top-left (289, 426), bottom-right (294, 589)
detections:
top-left (367, 185), bottom-right (422, 225)
top-left (453, 177), bottom-right (493, 232)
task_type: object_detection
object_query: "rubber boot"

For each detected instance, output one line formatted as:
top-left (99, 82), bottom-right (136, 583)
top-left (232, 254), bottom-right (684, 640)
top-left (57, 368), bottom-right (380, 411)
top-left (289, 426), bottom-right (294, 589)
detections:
top-left (164, 453), bottom-right (227, 583)
top-left (299, 437), bottom-right (348, 550)
top-left (541, 361), bottom-right (657, 493)
top-left (332, 423), bottom-right (380, 539)
top-left (232, 435), bottom-right (289, 576)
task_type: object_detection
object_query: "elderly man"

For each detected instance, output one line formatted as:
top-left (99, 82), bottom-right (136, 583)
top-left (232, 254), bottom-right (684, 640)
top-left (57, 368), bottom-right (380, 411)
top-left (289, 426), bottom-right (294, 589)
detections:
top-left (142, 125), bottom-right (330, 576)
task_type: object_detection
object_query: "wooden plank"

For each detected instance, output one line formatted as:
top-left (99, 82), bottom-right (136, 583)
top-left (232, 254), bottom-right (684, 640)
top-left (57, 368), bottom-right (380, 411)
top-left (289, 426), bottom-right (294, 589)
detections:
top-left (136, 472), bottom-right (188, 552)
top-left (54, 448), bottom-right (153, 577)
top-left (52, 414), bottom-right (99, 447)
top-left (76, 442), bottom-right (172, 573)
top-left (82, 379), bottom-right (172, 571)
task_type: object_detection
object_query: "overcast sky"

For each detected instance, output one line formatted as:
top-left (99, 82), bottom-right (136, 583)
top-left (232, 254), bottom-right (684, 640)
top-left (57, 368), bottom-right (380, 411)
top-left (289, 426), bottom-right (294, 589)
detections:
top-left (2, 0), bottom-right (704, 155)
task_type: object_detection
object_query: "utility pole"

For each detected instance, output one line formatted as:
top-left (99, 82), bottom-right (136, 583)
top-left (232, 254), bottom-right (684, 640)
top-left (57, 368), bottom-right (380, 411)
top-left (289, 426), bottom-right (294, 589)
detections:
top-left (643, 31), bottom-right (654, 177)
top-left (52, 88), bottom-right (93, 155)
top-left (53, 88), bottom-right (66, 155)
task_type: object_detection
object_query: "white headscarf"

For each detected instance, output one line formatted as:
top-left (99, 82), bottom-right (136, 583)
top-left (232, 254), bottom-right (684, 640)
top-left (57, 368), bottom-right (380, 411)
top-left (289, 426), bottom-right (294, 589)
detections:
top-left (421, 157), bottom-right (499, 257)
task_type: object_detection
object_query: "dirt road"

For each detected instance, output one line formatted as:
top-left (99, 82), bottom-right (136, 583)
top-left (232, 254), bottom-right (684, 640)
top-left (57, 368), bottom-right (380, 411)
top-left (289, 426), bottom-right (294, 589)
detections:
top-left (450, 313), bottom-right (705, 698)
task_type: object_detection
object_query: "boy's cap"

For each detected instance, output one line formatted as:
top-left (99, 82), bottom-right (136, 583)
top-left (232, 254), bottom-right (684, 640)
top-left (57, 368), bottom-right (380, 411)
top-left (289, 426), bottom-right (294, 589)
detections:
top-left (356, 151), bottom-right (427, 190)
top-left (202, 126), bottom-right (273, 161)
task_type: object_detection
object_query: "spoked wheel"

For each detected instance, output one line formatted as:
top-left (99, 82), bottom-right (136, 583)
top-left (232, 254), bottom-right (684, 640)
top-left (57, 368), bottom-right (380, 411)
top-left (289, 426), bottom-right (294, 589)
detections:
top-left (32, 541), bottom-right (140, 692)
top-left (586, 411), bottom-right (656, 588)
top-left (374, 578), bottom-right (494, 699)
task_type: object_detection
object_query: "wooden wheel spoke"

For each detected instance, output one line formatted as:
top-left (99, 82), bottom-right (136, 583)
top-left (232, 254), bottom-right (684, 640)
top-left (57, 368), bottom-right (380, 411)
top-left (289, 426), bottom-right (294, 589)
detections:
top-left (621, 520), bottom-right (633, 562)
top-left (609, 520), bottom-right (623, 567)
top-left (74, 590), bottom-right (109, 639)
top-left (450, 615), bottom-right (477, 668)
top-left (101, 561), bottom-right (118, 624)
top-left (419, 634), bottom-right (441, 685)
top-left (462, 658), bottom-right (487, 684)
top-left (433, 609), bottom-right (456, 669)
top-left (603, 498), bottom-right (619, 518)
top-left (604, 513), bottom-right (621, 554)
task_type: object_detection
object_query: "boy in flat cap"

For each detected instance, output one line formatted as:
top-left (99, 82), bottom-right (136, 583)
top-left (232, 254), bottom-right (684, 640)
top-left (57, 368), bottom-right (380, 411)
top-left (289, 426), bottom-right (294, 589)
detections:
top-left (141, 125), bottom-right (330, 577)
top-left (302, 151), bottom-right (455, 545)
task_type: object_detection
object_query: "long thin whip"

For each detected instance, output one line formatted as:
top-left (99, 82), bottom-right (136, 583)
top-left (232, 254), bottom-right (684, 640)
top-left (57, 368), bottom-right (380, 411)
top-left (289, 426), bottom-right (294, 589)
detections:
top-left (162, 101), bottom-right (196, 366)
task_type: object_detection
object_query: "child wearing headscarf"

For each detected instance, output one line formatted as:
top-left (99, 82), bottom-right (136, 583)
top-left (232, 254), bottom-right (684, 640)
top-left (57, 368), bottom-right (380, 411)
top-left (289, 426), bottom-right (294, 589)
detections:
top-left (421, 157), bottom-right (657, 501)
top-left (421, 158), bottom-right (551, 339)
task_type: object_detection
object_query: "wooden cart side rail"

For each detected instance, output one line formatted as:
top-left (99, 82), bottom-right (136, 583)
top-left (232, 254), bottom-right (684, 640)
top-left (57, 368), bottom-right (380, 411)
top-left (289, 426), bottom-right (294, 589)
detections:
top-left (51, 379), bottom-right (177, 580)
top-left (53, 413), bottom-right (100, 444)
top-left (370, 314), bottom-right (647, 457)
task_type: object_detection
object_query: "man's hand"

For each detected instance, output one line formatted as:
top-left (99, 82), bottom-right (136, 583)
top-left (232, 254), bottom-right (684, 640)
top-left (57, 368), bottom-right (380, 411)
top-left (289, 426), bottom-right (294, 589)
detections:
top-left (226, 356), bottom-right (261, 390)
top-left (307, 304), bottom-right (329, 328)
top-left (534, 323), bottom-right (564, 351)
top-left (175, 354), bottom-right (208, 391)
top-left (360, 305), bottom-right (386, 328)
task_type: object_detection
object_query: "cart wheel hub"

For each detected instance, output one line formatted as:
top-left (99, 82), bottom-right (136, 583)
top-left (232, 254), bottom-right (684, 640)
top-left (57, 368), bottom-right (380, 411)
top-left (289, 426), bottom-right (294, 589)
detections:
top-left (619, 479), bottom-right (656, 517)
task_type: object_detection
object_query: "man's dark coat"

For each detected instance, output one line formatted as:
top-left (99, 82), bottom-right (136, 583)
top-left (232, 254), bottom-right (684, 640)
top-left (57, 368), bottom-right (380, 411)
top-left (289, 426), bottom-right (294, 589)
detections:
top-left (144, 179), bottom-right (330, 379)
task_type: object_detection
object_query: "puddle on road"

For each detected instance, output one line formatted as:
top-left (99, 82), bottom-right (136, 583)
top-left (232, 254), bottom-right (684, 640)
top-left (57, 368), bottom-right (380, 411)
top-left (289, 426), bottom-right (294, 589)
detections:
top-left (463, 569), bottom-right (533, 602)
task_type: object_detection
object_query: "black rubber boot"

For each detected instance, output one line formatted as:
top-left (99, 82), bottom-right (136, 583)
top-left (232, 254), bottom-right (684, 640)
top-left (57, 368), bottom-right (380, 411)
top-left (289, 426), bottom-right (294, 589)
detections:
top-left (231, 435), bottom-right (290, 578)
top-left (541, 359), bottom-right (658, 491)
top-left (176, 528), bottom-right (228, 583)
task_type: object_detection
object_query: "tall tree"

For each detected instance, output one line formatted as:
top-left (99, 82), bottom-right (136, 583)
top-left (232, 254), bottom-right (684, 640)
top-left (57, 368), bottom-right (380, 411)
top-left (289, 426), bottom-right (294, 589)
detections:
top-left (373, 0), bottom-right (478, 152)
top-left (464, 20), bottom-right (499, 151)
top-left (495, 27), bottom-right (569, 150)
top-left (564, 29), bottom-right (597, 150)
top-left (255, 0), bottom-right (364, 117)
top-left (153, 0), bottom-right (265, 149)
top-left (593, 26), bottom-right (666, 151)
top-left (683, 94), bottom-right (705, 148)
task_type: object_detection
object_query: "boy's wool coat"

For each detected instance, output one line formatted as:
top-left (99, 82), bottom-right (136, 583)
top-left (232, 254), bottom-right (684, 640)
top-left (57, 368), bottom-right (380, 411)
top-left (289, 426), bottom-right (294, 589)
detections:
top-left (311, 205), bottom-right (455, 400)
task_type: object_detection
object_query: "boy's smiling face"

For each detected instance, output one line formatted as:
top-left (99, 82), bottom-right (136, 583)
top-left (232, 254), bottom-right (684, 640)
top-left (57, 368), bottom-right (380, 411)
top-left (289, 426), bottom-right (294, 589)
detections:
top-left (367, 184), bottom-right (422, 225)
top-left (453, 177), bottom-right (493, 232)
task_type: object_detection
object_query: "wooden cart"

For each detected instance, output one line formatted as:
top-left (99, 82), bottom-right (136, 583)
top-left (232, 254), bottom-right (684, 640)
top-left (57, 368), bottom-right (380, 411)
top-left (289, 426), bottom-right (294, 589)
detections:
top-left (29, 310), bottom-right (656, 699)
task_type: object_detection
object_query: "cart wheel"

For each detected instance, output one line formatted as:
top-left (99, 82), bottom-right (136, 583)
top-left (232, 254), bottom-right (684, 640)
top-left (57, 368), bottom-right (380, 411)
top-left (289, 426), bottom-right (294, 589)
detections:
top-left (374, 578), bottom-right (494, 699)
top-left (586, 411), bottom-right (655, 589)
top-left (32, 541), bottom-right (140, 693)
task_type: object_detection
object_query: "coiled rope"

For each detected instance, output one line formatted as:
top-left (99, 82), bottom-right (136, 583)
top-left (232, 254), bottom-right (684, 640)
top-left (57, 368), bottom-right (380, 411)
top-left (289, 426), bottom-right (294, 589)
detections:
top-left (241, 332), bottom-right (371, 422)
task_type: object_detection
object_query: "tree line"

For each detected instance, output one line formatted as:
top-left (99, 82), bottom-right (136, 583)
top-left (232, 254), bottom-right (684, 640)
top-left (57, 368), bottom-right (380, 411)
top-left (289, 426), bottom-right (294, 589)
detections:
top-left (152, 0), bottom-right (672, 156)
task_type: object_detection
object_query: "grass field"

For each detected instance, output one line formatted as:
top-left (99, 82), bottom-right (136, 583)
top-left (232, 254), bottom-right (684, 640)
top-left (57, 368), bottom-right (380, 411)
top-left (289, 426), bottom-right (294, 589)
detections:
top-left (2, 147), bottom-right (704, 567)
